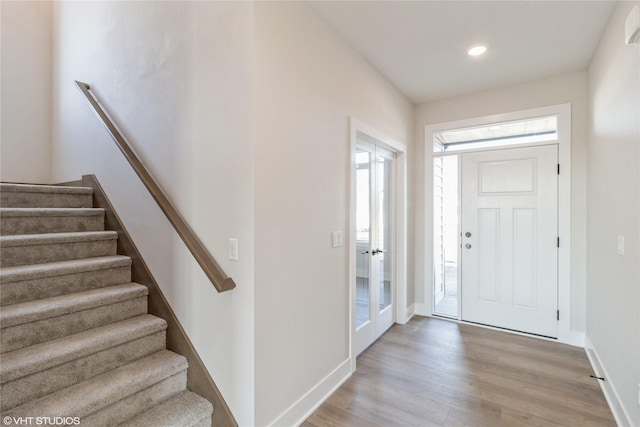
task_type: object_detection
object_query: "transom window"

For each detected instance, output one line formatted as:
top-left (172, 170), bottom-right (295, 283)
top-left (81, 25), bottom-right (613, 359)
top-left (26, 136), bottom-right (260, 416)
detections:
top-left (433, 115), bottom-right (557, 153)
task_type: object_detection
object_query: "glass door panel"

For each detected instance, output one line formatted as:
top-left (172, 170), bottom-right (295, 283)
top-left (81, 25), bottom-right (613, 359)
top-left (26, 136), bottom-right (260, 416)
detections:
top-left (354, 135), bottom-right (396, 356)
top-left (377, 155), bottom-right (392, 312)
top-left (355, 148), bottom-right (371, 328)
top-left (433, 155), bottom-right (459, 318)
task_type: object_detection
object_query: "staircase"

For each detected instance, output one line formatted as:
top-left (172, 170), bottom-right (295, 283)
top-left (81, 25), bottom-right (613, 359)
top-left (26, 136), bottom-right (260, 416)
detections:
top-left (0, 183), bottom-right (213, 426)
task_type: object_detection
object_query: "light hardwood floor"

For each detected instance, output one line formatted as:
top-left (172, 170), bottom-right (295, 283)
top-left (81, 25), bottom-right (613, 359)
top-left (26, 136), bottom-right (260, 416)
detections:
top-left (303, 316), bottom-right (615, 427)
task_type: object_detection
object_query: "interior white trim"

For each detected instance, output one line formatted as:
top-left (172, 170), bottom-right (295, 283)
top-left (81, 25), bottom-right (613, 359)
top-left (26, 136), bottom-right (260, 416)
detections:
top-left (398, 303), bottom-right (416, 324)
top-left (266, 358), bottom-right (351, 427)
top-left (585, 335), bottom-right (633, 427)
top-left (422, 103), bottom-right (574, 344)
top-left (349, 117), bottom-right (408, 369)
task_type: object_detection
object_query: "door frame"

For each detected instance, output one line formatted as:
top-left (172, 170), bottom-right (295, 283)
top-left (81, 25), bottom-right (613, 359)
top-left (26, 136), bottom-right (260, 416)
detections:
top-left (349, 117), bottom-right (408, 372)
top-left (420, 103), bottom-right (580, 346)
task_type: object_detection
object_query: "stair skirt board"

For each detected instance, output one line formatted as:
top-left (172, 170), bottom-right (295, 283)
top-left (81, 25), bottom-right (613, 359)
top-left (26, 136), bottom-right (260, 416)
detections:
top-left (0, 179), bottom-right (222, 427)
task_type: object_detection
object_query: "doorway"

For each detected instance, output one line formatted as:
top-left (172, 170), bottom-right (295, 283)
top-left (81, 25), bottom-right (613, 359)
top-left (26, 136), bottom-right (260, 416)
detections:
top-left (432, 146), bottom-right (559, 337)
top-left (426, 104), bottom-right (572, 341)
top-left (354, 137), bottom-right (395, 355)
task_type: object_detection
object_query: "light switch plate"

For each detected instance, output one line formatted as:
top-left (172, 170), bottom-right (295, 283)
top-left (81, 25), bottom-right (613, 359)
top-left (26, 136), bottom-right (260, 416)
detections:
top-left (332, 231), bottom-right (343, 248)
top-left (617, 235), bottom-right (625, 256)
top-left (228, 238), bottom-right (238, 261)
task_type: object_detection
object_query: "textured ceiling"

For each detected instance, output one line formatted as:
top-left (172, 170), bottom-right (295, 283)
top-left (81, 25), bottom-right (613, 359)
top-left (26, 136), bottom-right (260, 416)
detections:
top-left (309, 1), bottom-right (616, 104)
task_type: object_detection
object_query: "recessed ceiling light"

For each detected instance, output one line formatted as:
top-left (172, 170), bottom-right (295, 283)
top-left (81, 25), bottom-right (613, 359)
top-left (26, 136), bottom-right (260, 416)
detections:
top-left (468, 45), bottom-right (487, 57)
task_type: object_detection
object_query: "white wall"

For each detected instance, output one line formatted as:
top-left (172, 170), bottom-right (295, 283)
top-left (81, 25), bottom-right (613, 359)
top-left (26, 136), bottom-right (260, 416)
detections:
top-left (50, 2), bottom-right (255, 425)
top-left (587, 1), bottom-right (640, 425)
top-left (414, 71), bottom-right (589, 338)
top-left (1, 1), bottom-right (52, 183)
top-left (253, 2), bottom-right (414, 425)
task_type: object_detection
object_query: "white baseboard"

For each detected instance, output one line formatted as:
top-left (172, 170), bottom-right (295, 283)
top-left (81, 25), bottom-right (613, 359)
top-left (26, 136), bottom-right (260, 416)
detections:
top-left (415, 302), bottom-right (429, 316)
top-left (267, 358), bottom-right (351, 427)
top-left (405, 303), bottom-right (416, 322)
top-left (397, 303), bottom-right (416, 324)
top-left (585, 335), bottom-right (633, 427)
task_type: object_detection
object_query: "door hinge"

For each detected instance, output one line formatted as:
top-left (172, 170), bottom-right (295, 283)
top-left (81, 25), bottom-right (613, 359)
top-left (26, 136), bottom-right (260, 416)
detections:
top-left (557, 310), bottom-right (560, 321)
top-left (557, 237), bottom-right (560, 248)
top-left (557, 164), bottom-right (560, 175)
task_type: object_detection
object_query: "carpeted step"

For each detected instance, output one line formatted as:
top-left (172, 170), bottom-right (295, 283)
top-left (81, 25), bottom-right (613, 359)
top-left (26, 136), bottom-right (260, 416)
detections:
top-left (1, 315), bottom-right (167, 411)
top-left (0, 183), bottom-right (93, 208)
top-left (119, 390), bottom-right (213, 427)
top-left (0, 180), bottom-right (214, 425)
top-left (0, 255), bottom-right (132, 306)
top-left (4, 350), bottom-right (188, 425)
top-left (1, 283), bottom-right (149, 353)
top-left (0, 208), bottom-right (105, 235)
top-left (0, 231), bottom-right (118, 267)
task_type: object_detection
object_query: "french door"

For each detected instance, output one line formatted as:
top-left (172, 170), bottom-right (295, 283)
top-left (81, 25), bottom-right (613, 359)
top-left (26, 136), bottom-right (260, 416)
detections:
top-left (461, 145), bottom-right (558, 337)
top-left (354, 139), bottom-right (395, 355)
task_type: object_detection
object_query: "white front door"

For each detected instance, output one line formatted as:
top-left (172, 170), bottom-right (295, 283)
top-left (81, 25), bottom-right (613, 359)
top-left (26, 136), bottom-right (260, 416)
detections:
top-left (354, 139), bottom-right (395, 355)
top-left (461, 145), bottom-right (558, 337)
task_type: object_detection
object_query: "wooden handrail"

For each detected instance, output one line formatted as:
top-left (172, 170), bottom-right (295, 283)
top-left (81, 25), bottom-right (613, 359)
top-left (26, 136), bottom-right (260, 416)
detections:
top-left (75, 80), bottom-right (236, 293)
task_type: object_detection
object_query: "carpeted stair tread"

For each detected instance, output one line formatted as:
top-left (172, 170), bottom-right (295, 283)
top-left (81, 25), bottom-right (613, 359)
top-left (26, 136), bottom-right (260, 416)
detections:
top-left (1, 314), bottom-right (166, 384)
top-left (4, 350), bottom-right (188, 420)
top-left (0, 184), bottom-right (93, 208)
top-left (0, 231), bottom-right (117, 247)
top-left (0, 255), bottom-right (131, 284)
top-left (0, 208), bottom-right (105, 217)
top-left (0, 256), bottom-right (133, 307)
top-left (1, 231), bottom-right (118, 267)
top-left (0, 208), bottom-right (106, 236)
top-left (1, 283), bottom-right (148, 328)
top-left (0, 183), bottom-right (93, 195)
top-left (119, 390), bottom-right (213, 427)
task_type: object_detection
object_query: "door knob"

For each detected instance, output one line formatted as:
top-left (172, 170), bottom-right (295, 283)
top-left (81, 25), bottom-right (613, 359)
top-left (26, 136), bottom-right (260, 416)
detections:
top-left (372, 248), bottom-right (383, 255)
top-left (465, 232), bottom-right (472, 238)
top-left (465, 243), bottom-right (472, 249)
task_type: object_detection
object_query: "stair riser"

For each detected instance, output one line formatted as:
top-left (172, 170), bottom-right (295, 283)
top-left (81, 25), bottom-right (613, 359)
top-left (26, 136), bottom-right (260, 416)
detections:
top-left (1, 216), bottom-right (104, 236)
top-left (1, 331), bottom-right (166, 411)
top-left (1, 266), bottom-right (132, 306)
top-left (1, 297), bottom-right (147, 353)
top-left (1, 192), bottom-right (93, 209)
top-left (0, 239), bottom-right (117, 268)
top-left (77, 371), bottom-right (187, 426)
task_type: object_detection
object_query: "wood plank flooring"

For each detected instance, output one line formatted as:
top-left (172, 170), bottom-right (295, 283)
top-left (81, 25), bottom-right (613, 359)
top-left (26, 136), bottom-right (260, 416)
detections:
top-left (303, 317), bottom-right (615, 427)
